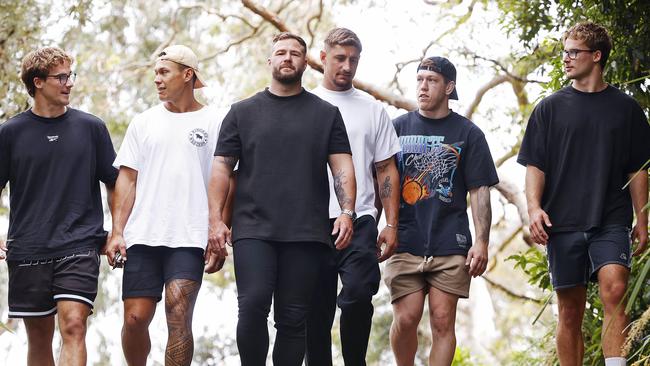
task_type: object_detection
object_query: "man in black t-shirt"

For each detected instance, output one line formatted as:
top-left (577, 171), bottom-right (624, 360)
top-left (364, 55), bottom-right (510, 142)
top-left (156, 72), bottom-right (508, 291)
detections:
top-left (0, 47), bottom-right (117, 366)
top-left (207, 32), bottom-right (356, 366)
top-left (384, 57), bottom-right (498, 366)
top-left (518, 22), bottom-right (650, 366)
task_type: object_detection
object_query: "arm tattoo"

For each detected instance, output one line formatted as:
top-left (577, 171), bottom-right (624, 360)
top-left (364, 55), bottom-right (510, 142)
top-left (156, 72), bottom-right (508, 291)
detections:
top-left (375, 160), bottom-right (390, 174)
top-left (217, 156), bottom-right (238, 172)
top-left (380, 176), bottom-right (392, 199)
top-left (333, 169), bottom-right (351, 208)
top-left (476, 186), bottom-right (492, 243)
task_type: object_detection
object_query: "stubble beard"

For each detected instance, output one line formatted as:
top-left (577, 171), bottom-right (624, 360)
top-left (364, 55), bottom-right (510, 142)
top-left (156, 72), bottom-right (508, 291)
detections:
top-left (272, 67), bottom-right (304, 85)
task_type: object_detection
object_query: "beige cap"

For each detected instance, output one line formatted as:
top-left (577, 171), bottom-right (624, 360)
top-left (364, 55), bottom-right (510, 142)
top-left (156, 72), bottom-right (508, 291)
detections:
top-left (157, 45), bottom-right (206, 88)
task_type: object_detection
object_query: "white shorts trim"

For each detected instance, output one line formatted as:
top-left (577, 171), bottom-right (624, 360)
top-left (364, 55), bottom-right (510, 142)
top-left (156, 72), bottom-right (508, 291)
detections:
top-left (8, 306), bottom-right (57, 318)
top-left (53, 294), bottom-right (94, 307)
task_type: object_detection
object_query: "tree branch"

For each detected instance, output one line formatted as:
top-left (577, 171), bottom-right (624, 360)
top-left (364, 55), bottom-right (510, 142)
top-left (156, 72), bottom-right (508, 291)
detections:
top-left (482, 275), bottom-right (544, 304)
top-left (464, 74), bottom-right (509, 120)
top-left (241, 0), bottom-right (418, 111)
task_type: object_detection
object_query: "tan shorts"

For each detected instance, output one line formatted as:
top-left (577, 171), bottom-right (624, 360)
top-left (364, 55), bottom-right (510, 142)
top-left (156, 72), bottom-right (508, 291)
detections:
top-left (383, 252), bottom-right (470, 303)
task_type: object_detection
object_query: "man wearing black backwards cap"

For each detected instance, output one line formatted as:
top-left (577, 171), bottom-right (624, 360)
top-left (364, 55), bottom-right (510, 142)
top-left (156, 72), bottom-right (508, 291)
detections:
top-left (384, 57), bottom-right (499, 365)
top-left (106, 44), bottom-right (228, 366)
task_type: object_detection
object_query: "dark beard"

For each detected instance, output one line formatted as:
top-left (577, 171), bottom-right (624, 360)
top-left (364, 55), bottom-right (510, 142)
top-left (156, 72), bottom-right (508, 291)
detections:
top-left (272, 67), bottom-right (304, 85)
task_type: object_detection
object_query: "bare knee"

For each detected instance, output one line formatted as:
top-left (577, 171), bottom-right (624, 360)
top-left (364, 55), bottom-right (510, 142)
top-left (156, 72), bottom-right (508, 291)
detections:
top-left (393, 310), bottom-right (421, 335)
top-left (600, 280), bottom-right (627, 309)
top-left (124, 310), bottom-right (153, 333)
top-left (557, 303), bottom-right (585, 330)
top-left (429, 308), bottom-right (455, 337)
top-left (59, 314), bottom-right (87, 341)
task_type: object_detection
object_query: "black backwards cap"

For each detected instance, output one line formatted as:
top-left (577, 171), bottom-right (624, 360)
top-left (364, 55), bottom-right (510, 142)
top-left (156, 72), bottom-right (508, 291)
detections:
top-left (417, 56), bottom-right (458, 100)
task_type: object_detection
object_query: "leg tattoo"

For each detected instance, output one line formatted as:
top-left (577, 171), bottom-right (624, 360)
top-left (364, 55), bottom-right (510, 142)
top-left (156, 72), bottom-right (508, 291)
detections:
top-left (165, 279), bottom-right (201, 366)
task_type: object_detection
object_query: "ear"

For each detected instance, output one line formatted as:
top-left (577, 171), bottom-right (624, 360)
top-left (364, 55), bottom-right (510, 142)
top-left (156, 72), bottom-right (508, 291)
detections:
top-left (185, 68), bottom-right (194, 83)
top-left (33, 76), bottom-right (44, 90)
top-left (445, 80), bottom-right (456, 97)
top-left (320, 50), bottom-right (327, 64)
top-left (267, 57), bottom-right (271, 66)
top-left (592, 50), bottom-right (602, 64)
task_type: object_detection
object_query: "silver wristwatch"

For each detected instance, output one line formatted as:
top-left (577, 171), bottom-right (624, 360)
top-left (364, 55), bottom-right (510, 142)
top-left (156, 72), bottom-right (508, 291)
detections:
top-left (341, 209), bottom-right (357, 220)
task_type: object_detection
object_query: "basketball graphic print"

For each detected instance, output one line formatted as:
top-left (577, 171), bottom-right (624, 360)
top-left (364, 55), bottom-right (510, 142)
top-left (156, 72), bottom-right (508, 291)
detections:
top-left (188, 128), bottom-right (208, 147)
top-left (397, 135), bottom-right (463, 205)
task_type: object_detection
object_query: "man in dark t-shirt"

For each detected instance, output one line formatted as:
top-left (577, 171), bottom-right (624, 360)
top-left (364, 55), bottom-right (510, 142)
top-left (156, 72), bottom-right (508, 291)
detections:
top-left (207, 32), bottom-right (356, 366)
top-left (518, 22), bottom-right (650, 366)
top-left (384, 57), bottom-right (499, 365)
top-left (0, 47), bottom-right (117, 365)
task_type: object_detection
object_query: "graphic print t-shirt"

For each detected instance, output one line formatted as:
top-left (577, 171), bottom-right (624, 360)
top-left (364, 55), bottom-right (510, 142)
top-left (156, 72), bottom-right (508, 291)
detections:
top-left (393, 110), bottom-right (499, 256)
top-left (0, 109), bottom-right (118, 260)
top-left (517, 85), bottom-right (650, 232)
top-left (114, 104), bottom-right (224, 250)
top-left (215, 88), bottom-right (351, 245)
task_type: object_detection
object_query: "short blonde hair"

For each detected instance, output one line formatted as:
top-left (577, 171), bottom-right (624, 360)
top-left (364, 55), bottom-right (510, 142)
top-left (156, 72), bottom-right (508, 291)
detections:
top-left (324, 28), bottom-right (362, 52)
top-left (21, 47), bottom-right (74, 97)
top-left (563, 22), bottom-right (612, 69)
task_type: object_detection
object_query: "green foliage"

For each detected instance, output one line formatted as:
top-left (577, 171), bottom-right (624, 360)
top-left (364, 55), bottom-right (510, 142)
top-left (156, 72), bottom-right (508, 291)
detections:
top-left (507, 248), bottom-right (551, 291)
top-left (497, 0), bottom-right (650, 112)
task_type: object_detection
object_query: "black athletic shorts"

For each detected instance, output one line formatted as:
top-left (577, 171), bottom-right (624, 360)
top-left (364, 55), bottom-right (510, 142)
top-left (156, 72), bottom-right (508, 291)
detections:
top-left (547, 225), bottom-right (632, 290)
top-left (7, 249), bottom-right (100, 318)
top-left (122, 245), bottom-right (204, 301)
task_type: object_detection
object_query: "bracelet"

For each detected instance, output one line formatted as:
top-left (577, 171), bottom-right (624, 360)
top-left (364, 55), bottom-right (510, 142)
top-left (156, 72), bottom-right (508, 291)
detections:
top-left (386, 224), bottom-right (397, 229)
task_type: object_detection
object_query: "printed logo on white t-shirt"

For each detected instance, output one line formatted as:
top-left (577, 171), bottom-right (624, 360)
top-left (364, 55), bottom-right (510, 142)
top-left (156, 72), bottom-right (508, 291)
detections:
top-left (188, 128), bottom-right (208, 147)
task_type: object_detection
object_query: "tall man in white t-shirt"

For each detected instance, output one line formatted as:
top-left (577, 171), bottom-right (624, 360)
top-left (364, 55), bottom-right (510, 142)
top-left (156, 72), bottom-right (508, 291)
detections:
top-left (105, 45), bottom-right (226, 366)
top-left (305, 28), bottom-right (401, 366)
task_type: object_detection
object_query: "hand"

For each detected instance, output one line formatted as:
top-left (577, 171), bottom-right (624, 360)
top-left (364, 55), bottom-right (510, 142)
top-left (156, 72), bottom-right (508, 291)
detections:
top-left (466, 243), bottom-right (488, 278)
top-left (528, 207), bottom-right (552, 245)
top-left (100, 231), bottom-right (112, 255)
top-left (377, 225), bottom-right (398, 262)
top-left (632, 221), bottom-right (649, 256)
top-left (0, 238), bottom-right (6, 261)
top-left (105, 233), bottom-right (127, 268)
top-left (208, 220), bottom-right (231, 259)
top-left (332, 215), bottom-right (353, 250)
top-left (204, 251), bottom-right (227, 274)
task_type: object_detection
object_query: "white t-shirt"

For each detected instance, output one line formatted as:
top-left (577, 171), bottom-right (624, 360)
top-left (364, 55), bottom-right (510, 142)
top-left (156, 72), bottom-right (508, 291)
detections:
top-left (312, 86), bottom-right (401, 219)
top-left (113, 103), bottom-right (224, 249)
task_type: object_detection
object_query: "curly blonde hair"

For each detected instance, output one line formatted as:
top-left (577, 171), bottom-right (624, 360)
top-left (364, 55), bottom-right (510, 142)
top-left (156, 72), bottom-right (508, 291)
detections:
top-left (563, 22), bottom-right (612, 69)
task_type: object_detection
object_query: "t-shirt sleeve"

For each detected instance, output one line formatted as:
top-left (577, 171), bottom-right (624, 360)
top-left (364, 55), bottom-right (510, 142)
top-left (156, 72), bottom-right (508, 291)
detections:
top-left (95, 121), bottom-right (119, 185)
top-left (627, 102), bottom-right (650, 173)
top-left (463, 126), bottom-right (499, 189)
top-left (113, 116), bottom-right (141, 170)
top-left (0, 125), bottom-right (9, 188)
top-left (517, 104), bottom-right (547, 171)
top-left (373, 108), bottom-right (401, 162)
top-left (328, 108), bottom-right (352, 155)
top-left (214, 106), bottom-right (241, 157)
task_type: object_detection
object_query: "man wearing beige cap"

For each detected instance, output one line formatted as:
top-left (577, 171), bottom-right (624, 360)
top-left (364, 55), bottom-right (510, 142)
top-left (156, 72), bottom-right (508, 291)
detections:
top-left (105, 44), bottom-right (228, 365)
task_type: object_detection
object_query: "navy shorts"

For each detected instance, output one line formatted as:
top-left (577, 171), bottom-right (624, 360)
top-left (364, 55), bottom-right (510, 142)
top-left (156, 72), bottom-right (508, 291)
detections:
top-left (547, 225), bottom-right (632, 290)
top-left (7, 249), bottom-right (100, 318)
top-left (122, 245), bottom-right (204, 301)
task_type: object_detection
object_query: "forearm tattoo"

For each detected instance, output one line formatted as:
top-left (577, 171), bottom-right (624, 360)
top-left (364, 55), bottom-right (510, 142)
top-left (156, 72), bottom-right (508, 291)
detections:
top-left (476, 186), bottom-right (492, 243)
top-left (224, 156), bottom-right (238, 168)
top-left (165, 279), bottom-right (200, 366)
top-left (333, 169), bottom-right (351, 208)
top-left (380, 176), bottom-right (392, 199)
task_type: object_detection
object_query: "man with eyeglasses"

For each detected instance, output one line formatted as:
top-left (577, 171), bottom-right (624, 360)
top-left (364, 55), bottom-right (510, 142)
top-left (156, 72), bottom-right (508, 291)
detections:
top-left (0, 47), bottom-right (118, 365)
top-left (105, 45), bottom-right (228, 366)
top-left (518, 22), bottom-right (650, 366)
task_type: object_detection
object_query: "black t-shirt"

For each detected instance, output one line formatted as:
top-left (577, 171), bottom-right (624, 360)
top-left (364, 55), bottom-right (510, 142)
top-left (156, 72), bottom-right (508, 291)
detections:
top-left (0, 108), bottom-right (118, 260)
top-left (517, 85), bottom-right (650, 232)
top-left (215, 88), bottom-right (351, 245)
top-left (393, 110), bottom-right (499, 256)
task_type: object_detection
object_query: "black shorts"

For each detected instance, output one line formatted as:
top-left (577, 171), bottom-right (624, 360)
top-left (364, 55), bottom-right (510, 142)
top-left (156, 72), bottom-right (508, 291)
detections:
top-left (7, 249), bottom-right (100, 318)
top-left (547, 225), bottom-right (631, 290)
top-left (122, 245), bottom-right (204, 302)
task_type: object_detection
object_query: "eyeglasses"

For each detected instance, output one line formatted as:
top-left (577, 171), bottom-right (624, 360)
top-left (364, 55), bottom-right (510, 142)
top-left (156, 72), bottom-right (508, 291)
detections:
top-left (562, 49), bottom-right (596, 60)
top-left (45, 72), bottom-right (76, 85)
